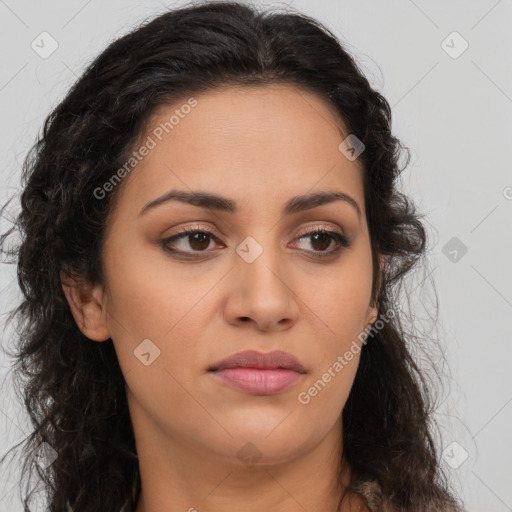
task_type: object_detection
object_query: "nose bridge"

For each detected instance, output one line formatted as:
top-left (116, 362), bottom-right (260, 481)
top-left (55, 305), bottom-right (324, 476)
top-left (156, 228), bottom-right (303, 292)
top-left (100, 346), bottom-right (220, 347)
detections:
top-left (226, 231), bottom-right (298, 329)
top-left (235, 232), bottom-right (288, 295)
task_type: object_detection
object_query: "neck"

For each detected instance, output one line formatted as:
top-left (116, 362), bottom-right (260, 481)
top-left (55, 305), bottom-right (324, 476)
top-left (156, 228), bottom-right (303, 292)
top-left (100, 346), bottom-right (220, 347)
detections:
top-left (130, 408), bottom-right (360, 512)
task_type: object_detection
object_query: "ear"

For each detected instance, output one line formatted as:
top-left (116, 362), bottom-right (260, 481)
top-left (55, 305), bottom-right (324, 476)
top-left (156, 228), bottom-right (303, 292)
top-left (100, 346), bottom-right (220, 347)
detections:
top-left (60, 268), bottom-right (111, 342)
top-left (365, 253), bottom-right (386, 327)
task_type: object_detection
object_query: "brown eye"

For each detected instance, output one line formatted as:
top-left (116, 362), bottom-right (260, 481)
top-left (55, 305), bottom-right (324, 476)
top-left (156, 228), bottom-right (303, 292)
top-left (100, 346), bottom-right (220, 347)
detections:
top-left (161, 226), bottom-right (349, 260)
top-left (308, 232), bottom-right (333, 251)
top-left (292, 229), bottom-right (350, 259)
top-left (163, 228), bottom-right (220, 254)
top-left (184, 231), bottom-right (211, 251)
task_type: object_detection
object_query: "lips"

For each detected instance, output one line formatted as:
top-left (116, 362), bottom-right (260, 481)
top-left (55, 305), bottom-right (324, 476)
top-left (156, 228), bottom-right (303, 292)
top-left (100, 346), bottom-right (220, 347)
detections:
top-left (208, 349), bottom-right (306, 373)
top-left (208, 350), bottom-right (306, 395)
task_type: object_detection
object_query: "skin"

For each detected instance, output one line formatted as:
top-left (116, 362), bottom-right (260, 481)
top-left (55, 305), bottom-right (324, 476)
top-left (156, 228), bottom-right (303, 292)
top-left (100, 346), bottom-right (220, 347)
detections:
top-left (62, 84), bottom-right (381, 512)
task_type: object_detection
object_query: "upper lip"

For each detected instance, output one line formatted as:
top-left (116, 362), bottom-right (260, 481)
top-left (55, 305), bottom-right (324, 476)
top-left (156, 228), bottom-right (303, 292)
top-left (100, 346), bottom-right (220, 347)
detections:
top-left (208, 350), bottom-right (307, 373)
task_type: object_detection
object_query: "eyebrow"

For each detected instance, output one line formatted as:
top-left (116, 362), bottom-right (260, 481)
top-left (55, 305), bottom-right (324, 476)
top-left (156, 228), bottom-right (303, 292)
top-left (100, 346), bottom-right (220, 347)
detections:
top-left (139, 188), bottom-right (361, 218)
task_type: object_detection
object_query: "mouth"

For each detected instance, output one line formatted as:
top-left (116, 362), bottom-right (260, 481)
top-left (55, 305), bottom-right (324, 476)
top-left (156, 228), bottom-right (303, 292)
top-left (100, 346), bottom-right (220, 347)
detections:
top-left (207, 349), bottom-right (306, 395)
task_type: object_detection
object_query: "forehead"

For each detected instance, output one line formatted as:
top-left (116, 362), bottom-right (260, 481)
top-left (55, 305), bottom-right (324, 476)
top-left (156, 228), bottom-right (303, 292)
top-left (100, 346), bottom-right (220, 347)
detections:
top-left (111, 84), bottom-right (365, 221)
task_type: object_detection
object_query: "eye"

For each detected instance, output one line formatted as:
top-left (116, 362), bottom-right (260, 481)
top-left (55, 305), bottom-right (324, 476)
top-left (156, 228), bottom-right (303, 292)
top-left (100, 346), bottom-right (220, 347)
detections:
top-left (162, 226), bottom-right (224, 256)
top-left (290, 228), bottom-right (350, 259)
top-left (161, 226), bottom-right (350, 259)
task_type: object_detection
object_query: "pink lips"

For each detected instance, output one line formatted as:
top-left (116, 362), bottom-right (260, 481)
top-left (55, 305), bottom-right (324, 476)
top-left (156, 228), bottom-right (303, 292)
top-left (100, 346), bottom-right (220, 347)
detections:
top-left (208, 350), bottom-right (306, 395)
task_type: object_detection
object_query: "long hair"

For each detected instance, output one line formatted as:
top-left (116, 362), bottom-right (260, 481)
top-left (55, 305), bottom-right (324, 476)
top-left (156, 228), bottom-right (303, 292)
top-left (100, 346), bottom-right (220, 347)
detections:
top-left (0, 1), bottom-right (462, 510)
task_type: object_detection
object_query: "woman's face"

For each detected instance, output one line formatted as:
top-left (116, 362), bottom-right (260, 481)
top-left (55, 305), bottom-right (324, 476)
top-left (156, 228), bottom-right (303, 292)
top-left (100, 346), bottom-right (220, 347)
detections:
top-left (67, 84), bottom-right (378, 472)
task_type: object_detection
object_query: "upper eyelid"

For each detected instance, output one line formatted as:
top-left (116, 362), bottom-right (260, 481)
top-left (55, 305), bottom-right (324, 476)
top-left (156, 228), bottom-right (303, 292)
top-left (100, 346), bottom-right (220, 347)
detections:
top-left (164, 226), bottom-right (347, 251)
top-left (167, 224), bottom-right (345, 241)
top-left (295, 225), bottom-right (344, 238)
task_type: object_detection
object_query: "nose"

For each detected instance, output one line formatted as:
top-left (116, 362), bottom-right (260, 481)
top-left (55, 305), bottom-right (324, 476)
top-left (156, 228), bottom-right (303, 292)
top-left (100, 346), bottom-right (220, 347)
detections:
top-left (223, 244), bottom-right (300, 332)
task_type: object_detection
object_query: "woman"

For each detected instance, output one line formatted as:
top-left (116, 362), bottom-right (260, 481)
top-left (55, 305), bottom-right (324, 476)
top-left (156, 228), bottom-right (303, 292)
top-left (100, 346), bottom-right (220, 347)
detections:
top-left (0, 1), bottom-right (463, 511)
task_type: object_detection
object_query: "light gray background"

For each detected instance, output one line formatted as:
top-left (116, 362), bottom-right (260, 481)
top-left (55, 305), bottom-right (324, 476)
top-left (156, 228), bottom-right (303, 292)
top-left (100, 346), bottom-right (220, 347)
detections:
top-left (0, 1), bottom-right (511, 511)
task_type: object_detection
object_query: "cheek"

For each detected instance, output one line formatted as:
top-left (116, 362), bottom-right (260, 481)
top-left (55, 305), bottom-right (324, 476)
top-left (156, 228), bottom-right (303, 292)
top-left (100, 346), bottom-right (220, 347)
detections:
top-left (294, 270), bottom-right (368, 429)
top-left (103, 237), bottom-right (210, 338)
top-left (297, 248), bottom-right (372, 414)
top-left (103, 247), bottom-right (210, 434)
top-left (102, 240), bottom-right (223, 389)
top-left (294, 350), bottom-right (360, 438)
top-left (308, 252), bottom-right (373, 342)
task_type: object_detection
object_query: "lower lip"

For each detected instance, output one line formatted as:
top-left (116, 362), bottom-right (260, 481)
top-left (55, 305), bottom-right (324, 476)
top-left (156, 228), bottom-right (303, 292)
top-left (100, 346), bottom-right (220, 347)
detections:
top-left (210, 368), bottom-right (304, 395)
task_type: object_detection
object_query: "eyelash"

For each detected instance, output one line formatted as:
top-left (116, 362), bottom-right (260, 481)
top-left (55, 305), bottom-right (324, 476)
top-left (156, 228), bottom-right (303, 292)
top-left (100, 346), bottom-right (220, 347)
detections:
top-left (161, 226), bottom-right (350, 260)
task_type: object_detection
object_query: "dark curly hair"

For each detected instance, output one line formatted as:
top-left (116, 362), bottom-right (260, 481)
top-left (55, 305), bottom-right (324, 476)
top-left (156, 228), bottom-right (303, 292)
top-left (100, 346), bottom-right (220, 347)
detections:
top-left (0, 1), bottom-right (463, 511)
